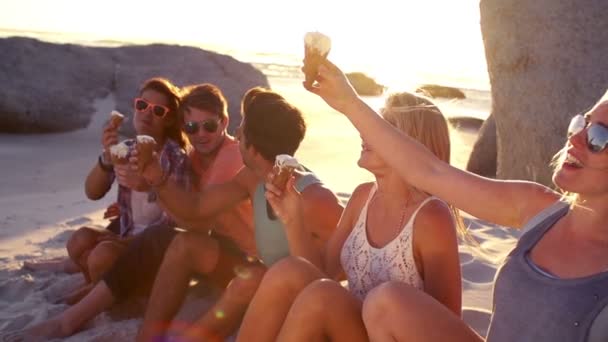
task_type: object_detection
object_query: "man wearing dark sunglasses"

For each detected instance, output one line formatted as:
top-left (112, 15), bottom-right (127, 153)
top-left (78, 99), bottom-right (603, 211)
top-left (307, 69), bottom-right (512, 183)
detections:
top-left (135, 88), bottom-right (344, 342)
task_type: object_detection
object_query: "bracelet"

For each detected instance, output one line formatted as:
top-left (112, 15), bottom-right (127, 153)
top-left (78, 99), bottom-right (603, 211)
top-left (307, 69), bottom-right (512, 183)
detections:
top-left (98, 154), bottom-right (114, 172)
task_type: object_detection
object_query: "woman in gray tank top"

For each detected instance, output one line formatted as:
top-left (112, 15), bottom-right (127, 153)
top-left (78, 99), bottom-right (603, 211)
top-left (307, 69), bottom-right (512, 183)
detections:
top-left (306, 60), bottom-right (608, 342)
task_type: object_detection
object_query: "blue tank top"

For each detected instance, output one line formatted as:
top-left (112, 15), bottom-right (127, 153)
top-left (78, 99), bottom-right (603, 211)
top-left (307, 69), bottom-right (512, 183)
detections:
top-left (252, 171), bottom-right (321, 266)
top-left (487, 200), bottom-right (608, 342)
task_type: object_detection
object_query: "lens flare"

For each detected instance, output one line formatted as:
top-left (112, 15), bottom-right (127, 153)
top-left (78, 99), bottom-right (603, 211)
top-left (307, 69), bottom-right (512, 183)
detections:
top-left (215, 309), bottom-right (225, 319)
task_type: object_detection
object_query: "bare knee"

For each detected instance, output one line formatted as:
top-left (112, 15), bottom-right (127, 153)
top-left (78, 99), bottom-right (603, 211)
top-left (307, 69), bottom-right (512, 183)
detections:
top-left (362, 281), bottom-right (418, 327)
top-left (87, 241), bottom-right (123, 281)
top-left (164, 232), bottom-right (219, 273)
top-left (260, 256), bottom-right (323, 295)
top-left (67, 227), bottom-right (100, 260)
top-left (292, 279), bottom-right (346, 316)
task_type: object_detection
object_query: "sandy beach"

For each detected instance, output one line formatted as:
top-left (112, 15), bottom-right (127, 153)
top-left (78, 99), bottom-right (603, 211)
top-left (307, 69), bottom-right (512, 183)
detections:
top-left (0, 76), bottom-right (517, 340)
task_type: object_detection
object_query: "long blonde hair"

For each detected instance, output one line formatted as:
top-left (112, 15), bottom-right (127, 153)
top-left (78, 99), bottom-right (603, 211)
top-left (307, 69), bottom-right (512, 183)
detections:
top-left (382, 92), bottom-right (469, 240)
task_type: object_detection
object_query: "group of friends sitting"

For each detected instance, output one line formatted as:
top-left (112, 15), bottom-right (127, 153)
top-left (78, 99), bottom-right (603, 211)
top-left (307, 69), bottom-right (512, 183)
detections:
top-left (7, 59), bottom-right (608, 342)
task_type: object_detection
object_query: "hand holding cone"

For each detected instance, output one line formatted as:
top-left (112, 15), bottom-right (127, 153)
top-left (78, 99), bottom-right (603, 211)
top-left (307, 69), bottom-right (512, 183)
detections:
top-left (135, 135), bottom-right (157, 172)
top-left (303, 32), bottom-right (331, 88)
top-left (272, 154), bottom-right (300, 190)
top-left (109, 110), bottom-right (124, 129)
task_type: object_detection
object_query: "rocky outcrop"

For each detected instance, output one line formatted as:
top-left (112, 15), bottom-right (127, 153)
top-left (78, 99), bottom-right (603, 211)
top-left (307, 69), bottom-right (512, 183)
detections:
top-left (466, 114), bottom-right (497, 178)
top-left (0, 37), bottom-right (269, 134)
top-left (416, 84), bottom-right (466, 99)
top-left (345, 72), bottom-right (385, 96)
top-left (480, 0), bottom-right (608, 186)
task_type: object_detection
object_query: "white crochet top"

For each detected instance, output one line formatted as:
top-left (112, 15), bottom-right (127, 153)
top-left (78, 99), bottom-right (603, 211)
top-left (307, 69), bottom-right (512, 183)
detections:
top-left (340, 183), bottom-right (437, 300)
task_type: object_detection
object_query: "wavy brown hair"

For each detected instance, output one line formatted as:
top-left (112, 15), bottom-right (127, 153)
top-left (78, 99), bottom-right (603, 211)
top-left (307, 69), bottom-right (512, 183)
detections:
top-left (138, 77), bottom-right (189, 149)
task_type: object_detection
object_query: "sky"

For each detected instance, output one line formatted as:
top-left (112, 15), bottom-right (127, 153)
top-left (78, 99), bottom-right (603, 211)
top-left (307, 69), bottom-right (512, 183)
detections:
top-left (0, 0), bottom-right (488, 89)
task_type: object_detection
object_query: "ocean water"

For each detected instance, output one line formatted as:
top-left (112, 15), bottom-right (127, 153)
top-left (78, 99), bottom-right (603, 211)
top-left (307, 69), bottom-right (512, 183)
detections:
top-left (0, 28), bottom-right (492, 120)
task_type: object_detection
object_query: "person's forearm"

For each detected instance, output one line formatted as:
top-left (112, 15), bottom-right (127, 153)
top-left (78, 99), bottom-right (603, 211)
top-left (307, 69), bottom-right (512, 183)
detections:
top-left (155, 179), bottom-right (206, 222)
top-left (84, 162), bottom-right (113, 200)
top-left (345, 99), bottom-right (444, 193)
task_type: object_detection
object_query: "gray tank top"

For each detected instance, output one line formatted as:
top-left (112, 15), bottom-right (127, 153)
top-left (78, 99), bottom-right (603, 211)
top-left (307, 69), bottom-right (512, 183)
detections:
top-left (487, 200), bottom-right (608, 342)
top-left (252, 172), bottom-right (321, 266)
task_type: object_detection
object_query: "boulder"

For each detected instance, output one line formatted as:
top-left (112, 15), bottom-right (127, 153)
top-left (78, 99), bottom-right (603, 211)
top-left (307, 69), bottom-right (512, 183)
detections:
top-left (0, 37), bottom-right (269, 134)
top-left (0, 37), bottom-right (113, 133)
top-left (416, 84), bottom-right (466, 99)
top-left (480, 0), bottom-right (608, 186)
top-left (345, 72), bottom-right (385, 96)
top-left (466, 114), bottom-right (497, 178)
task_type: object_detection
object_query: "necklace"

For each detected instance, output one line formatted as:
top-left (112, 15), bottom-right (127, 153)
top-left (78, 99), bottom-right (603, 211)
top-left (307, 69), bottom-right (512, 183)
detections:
top-left (371, 190), bottom-right (412, 233)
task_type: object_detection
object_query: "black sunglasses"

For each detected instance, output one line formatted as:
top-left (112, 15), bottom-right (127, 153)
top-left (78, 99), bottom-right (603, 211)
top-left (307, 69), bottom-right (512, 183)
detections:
top-left (134, 98), bottom-right (170, 117)
top-left (568, 114), bottom-right (608, 153)
top-left (184, 119), bottom-right (221, 134)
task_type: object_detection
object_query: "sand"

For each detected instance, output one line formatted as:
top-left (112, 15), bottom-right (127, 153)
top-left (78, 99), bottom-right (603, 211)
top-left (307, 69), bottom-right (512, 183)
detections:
top-left (0, 77), bottom-right (514, 340)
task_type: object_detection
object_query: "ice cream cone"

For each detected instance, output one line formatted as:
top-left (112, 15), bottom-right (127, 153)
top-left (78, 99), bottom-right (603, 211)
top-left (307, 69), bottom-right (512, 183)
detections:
top-left (136, 135), bottom-right (157, 171)
top-left (303, 32), bottom-right (331, 88)
top-left (110, 110), bottom-right (124, 128)
top-left (272, 155), bottom-right (300, 190)
top-left (109, 141), bottom-right (130, 165)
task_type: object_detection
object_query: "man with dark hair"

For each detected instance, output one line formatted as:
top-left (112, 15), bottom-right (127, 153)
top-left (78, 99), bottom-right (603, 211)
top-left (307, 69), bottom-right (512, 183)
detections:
top-left (136, 88), bottom-right (344, 342)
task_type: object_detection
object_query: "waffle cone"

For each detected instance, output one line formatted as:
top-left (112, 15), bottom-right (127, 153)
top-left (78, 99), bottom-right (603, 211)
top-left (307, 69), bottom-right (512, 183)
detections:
top-left (272, 165), bottom-right (296, 190)
top-left (303, 46), bottom-right (330, 88)
top-left (136, 140), bottom-right (156, 171)
top-left (109, 115), bottom-right (124, 128)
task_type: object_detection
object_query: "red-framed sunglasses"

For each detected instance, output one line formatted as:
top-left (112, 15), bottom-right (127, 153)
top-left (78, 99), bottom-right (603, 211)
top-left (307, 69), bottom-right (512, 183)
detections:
top-left (133, 98), bottom-right (170, 117)
top-left (568, 114), bottom-right (608, 153)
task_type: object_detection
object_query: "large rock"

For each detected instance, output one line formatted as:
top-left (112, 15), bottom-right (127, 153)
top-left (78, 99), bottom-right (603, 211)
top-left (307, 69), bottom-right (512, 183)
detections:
top-left (466, 114), bottom-right (497, 178)
top-left (0, 38), bottom-right (114, 133)
top-left (0, 37), bottom-right (269, 134)
top-left (345, 72), bottom-right (385, 96)
top-left (480, 0), bottom-right (608, 186)
top-left (416, 84), bottom-right (465, 99)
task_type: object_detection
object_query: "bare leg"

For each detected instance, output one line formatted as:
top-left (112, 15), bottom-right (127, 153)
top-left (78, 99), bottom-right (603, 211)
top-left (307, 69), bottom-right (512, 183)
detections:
top-left (362, 281), bottom-right (483, 342)
top-left (136, 232), bottom-right (222, 342)
top-left (23, 257), bottom-right (80, 273)
top-left (86, 240), bottom-right (127, 283)
top-left (179, 263), bottom-right (267, 341)
top-left (5, 281), bottom-right (116, 340)
top-left (236, 257), bottom-right (325, 342)
top-left (277, 279), bottom-right (368, 342)
top-left (67, 227), bottom-right (112, 282)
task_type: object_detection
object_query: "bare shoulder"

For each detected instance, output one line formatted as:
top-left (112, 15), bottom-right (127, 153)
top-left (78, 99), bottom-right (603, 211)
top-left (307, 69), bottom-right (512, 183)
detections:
top-left (413, 198), bottom-right (457, 243)
top-left (416, 199), bottom-right (454, 226)
top-left (300, 182), bottom-right (342, 211)
top-left (516, 182), bottom-right (562, 227)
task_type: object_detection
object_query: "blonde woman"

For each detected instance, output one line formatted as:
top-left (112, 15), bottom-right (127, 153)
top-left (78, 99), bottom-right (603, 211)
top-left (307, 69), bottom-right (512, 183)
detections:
top-left (306, 60), bottom-right (608, 342)
top-left (236, 92), bottom-right (462, 342)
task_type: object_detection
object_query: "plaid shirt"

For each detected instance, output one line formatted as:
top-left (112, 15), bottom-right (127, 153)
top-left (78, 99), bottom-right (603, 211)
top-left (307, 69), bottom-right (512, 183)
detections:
top-left (112, 139), bottom-right (189, 237)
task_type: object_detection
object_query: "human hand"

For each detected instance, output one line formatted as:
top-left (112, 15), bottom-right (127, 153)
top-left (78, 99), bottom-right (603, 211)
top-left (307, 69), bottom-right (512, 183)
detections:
top-left (101, 122), bottom-right (119, 157)
top-left (103, 202), bottom-right (120, 219)
top-left (302, 59), bottom-right (360, 114)
top-left (265, 175), bottom-right (303, 227)
top-left (130, 150), bottom-right (164, 186)
top-left (115, 162), bottom-right (148, 191)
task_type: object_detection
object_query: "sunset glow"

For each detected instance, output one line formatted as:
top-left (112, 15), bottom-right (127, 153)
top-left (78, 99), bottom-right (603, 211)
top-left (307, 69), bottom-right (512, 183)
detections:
top-left (1, 0), bottom-right (487, 89)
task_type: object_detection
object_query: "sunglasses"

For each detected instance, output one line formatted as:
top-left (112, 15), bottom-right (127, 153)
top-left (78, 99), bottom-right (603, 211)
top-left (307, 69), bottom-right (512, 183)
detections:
top-left (133, 98), bottom-right (170, 117)
top-left (567, 114), bottom-right (608, 153)
top-left (184, 119), bottom-right (222, 134)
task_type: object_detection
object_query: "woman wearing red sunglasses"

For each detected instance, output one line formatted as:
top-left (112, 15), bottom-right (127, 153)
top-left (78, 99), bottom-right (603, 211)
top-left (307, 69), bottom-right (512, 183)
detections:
top-left (20, 77), bottom-right (189, 304)
top-left (298, 60), bottom-right (608, 342)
